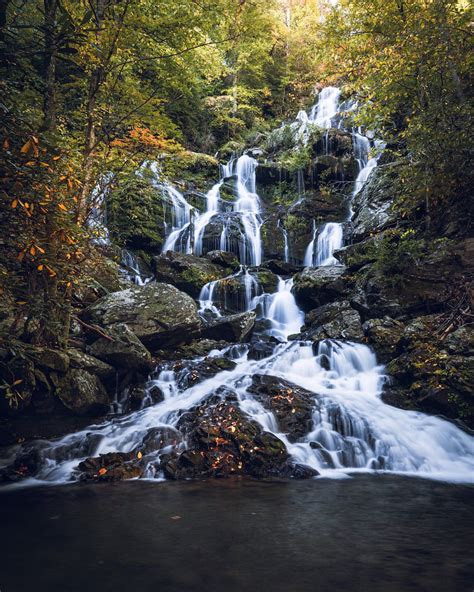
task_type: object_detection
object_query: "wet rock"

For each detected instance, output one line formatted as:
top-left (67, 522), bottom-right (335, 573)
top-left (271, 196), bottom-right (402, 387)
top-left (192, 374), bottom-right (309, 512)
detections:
top-left (77, 250), bottom-right (132, 305)
top-left (205, 250), bottom-right (240, 270)
top-left (293, 265), bottom-right (349, 311)
top-left (84, 283), bottom-right (201, 349)
top-left (351, 163), bottom-right (399, 241)
top-left (58, 369), bottom-right (111, 416)
top-left (128, 383), bottom-right (164, 411)
top-left (152, 251), bottom-right (231, 298)
top-left (76, 451), bottom-right (145, 482)
top-left (163, 390), bottom-right (318, 479)
top-left (138, 427), bottom-right (182, 455)
top-left (202, 311), bottom-right (255, 343)
top-left (248, 375), bottom-right (316, 442)
top-left (251, 269), bottom-right (279, 293)
top-left (171, 357), bottom-right (237, 390)
top-left (247, 341), bottom-right (277, 361)
top-left (68, 348), bottom-right (115, 381)
top-left (261, 259), bottom-right (301, 276)
top-left (88, 323), bottom-right (152, 371)
top-left (304, 301), bottom-right (364, 342)
top-left (334, 237), bottom-right (380, 272)
top-left (362, 317), bottom-right (405, 362)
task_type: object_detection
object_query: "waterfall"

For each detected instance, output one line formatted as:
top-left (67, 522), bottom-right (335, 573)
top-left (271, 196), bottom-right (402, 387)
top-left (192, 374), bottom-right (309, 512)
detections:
top-left (309, 87), bottom-right (341, 128)
top-left (304, 222), bottom-right (343, 267)
top-left (265, 278), bottom-right (305, 340)
top-left (160, 154), bottom-right (262, 266)
top-left (278, 220), bottom-right (290, 263)
top-left (121, 250), bottom-right (151, 286)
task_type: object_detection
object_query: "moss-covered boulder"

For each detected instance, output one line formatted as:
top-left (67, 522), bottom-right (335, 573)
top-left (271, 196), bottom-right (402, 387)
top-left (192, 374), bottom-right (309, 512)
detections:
top-left (152, 251), bottom-right (232, 297)
top-left (58, 369), bottom-right (111, 416)
top-left (87, 323), bottom-right (153, 371)
top-left (84, 283), bottom-right (201, 350)
top-left (107, 176), bottom-right (166, 252)
top-left (293, 265), bottom-right (349, 311)
top-left (303, 301), bottom-right (364, 342)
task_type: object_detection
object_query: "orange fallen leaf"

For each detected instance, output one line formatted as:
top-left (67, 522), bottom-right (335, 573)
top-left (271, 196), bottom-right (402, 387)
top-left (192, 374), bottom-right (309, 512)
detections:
top-left (98, 468), bottom-right (107, 476)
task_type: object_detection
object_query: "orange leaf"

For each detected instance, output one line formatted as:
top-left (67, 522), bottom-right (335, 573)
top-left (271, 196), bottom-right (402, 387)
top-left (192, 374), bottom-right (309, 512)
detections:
top-left (30, 246), bottom-right (36, 256)
top-left (58, 203), bottom-right (67, 211)
top-left (11, 199), bottom-right (18, 209)
top-left (37, 264), bottom-right (44, 271)
top-left (98, 468), bottom-right (107, 476)
top-left (20, 139), bottom-right (32, 154)
top-left (3, 138), bottom-right (9, 150)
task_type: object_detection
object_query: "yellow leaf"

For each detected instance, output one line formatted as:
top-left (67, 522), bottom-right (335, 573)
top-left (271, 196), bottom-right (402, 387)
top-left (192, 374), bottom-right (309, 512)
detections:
top-left (58, 203), bottom-right (67, 211)
top-left (137, 451), bottom-right (143, 459)
top-left (37, 264), bottom-right (44, 271)
top-left (11, 199), bottom-right (18, 209)
top-left (12, 379), bottom-right (23, 386)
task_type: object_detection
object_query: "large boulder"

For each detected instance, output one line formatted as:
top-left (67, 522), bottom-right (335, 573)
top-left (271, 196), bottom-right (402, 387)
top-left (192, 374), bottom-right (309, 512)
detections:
top-left (248, 375), bottom-right (316, 442)
top-left (84, 283), bottom-right (201, 349)
top-left (87, 323), bottom-right (152, 371)
top-left (304, 301), bottom-right (364, 342)
top-left (292, 265), bottom-right (349, 311)
top-left (152, 251), bottom-right (232, 298)
top-left (201, 311), bottom-right (255, 342)
top-left (57, 369), bottom-right (111, 416)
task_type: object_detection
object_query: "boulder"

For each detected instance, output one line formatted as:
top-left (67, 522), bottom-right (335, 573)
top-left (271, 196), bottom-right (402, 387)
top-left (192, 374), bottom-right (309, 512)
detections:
top-left (351, 163), bottom-right (399, 241)
top-left (26, 347), bottom-right (70, 372)
top-left (248, 375), bottom-right (315, 442)
top-left (362, 317), bottom-right (405, 362)
top-left (88, 323), bottom-right (152, 371)
top-left (84, 283), bottom-right (201, 349)
top-left (162, 389), bottom-right (318, 479)
top-left (76, 451), bottom-right (145, 482)
top-left (68, 348), bottom-right (115, 381)
top-left (304, 301), bottom-right (364, 342)
top-left (293, 265), bottom-right (349, 311)
top-left (170, 357), bottom-right (237, 390)
top-left (205, 250), bottom-right (240, 270)
top-left (201, 311), bottom-right (255, 342)
top-left (58, 369), bottom-right (111, 416)
top-left (152, 251), bottom-right (232, 297)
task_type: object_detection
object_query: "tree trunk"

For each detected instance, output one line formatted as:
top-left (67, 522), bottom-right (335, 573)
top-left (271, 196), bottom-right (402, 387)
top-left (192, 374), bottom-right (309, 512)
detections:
top-left (42, 0), bottom-right (59, 131)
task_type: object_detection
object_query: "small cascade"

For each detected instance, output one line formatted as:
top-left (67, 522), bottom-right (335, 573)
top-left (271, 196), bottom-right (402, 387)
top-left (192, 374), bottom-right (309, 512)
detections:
top-left (198, 280), bottom-right (222, 318)
top-left (314, 222), bottom-right (343, 266)
top-left (161, 184), bottom-right (194, 253)
top-left (304, 222), bottom-right (343, 267)
top-left (309, 86), bottom-right (341, 128)
top-left (264, 278), bottom-right (305, 340)
top-left (303, 220), bottom-right (317, 267)
top-left (278, 220), bottom-right (290, 263)
top-left (120, 250), bottom-right (152, 286)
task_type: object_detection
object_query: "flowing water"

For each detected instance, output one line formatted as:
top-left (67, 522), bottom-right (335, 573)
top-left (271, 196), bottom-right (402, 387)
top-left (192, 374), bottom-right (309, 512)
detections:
top-left (1, 89), bottom-right (473, 490)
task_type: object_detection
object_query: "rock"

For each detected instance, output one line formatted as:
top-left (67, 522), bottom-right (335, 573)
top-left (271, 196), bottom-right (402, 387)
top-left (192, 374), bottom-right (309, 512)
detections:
top-left (84, 283), bottom-right (201, 349)
top-left (251, 269), bottom-right (279, 293)
top-left (128, 383), bottom-right (164, 410)
top-left (27, 347), bottom-right (70, 372)
top-left (201, 311), bottom-right (255, 342)
top-left (88, 323), bottom-right (152, 371)
top-left (58, 369), bottom-right (111, 416)
top-left (152, 251), bottom-right (231, 297)
top-left (293, 265), bottom-right (349, 311)
top-left (351, 163), bottom-right (399, 241)
top-left (334, 237), bottom-right (380, 271)
top-left (248, 375), bottom-right (316, 442)
top-left (443, 326), bottom-right (474, 356)
top-left (77, 250), bottom-right (132, 305)
top-left (68, 348), bottom-right (115, 381)
top-left (247, 341), bottom-right (277, 360)
top-left (171, 357), bottom-right (237, 390)
top-left (304, 301), bottom-right (364, 342)
top-left (76, 451), bottom-right (145, 482)
top-left (205, 250), bottom-right (240, 270)
top-left (138, 427), bottom-right (182, 454)
top-left (362, 317), bottom-right (405, 362)
top-left (162, 390), bottom-right (318, 479)
top-left (261, 259), bottom-right (301, 276)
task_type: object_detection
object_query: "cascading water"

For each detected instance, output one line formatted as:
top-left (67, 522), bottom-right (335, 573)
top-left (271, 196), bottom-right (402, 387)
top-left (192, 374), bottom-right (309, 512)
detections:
top-left (309, 87), bottom-right (341, 128)
top-left (304, 222), bottom-right (343, 267)
top-left (3, 94), bottom-right (473, 491)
